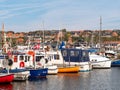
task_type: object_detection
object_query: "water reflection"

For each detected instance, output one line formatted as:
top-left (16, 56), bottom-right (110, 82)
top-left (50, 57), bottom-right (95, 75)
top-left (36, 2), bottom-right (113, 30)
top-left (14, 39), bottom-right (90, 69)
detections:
top-left (0, 83), bottom-right (13, 90)
top-left (12, 81), bottom-right (27, 90)
top-left (45, 73), bottom-right (81, 90)
top-left (11, 68), bottom-right (120, 90)
top-left (28, 77), bottom-right (47, 81)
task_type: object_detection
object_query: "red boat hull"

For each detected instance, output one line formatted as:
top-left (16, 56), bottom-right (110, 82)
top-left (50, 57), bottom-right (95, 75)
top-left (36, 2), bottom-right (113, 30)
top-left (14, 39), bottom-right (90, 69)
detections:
top-left (0, 74), bottom-right (14, 83)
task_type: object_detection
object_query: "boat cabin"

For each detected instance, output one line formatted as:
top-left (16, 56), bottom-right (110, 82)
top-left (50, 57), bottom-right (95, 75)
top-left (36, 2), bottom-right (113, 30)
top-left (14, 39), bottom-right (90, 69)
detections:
top-left (0, 55), bottom-right (8, 69)
top-left (61, 48), bottom-right (90, 64)
top-left (10, 54), bottom-right (33, 69)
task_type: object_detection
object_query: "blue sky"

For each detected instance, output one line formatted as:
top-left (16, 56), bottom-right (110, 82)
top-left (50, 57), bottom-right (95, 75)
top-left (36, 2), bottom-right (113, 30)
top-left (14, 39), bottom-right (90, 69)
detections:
top-left (0, 0), bottom-right (120, 32)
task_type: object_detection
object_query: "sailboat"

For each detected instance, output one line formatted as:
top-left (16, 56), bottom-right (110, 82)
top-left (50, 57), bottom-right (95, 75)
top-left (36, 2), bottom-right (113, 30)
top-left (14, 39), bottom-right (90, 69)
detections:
top-left (45, 49), bottom-right (79, 73)
top-left (0, 55), bottom-right (14, 83)
top-left (0, 73), bottom-right (14, 83)
top-left (52, 30), bottom-right (80, 73)
top-left (89, 16), bottom-right (112, 69)
top-left (0, 23), bottom-right (14, 83)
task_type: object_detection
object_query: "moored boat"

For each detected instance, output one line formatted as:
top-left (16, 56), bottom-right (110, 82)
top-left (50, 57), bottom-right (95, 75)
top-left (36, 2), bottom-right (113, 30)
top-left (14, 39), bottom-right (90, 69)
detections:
top-left (0, 73), bottom-right (14, 83)
top-left (28, 50), bottom-right (58, 75)
top-left (44, 65), bottom-right (58, 75)
top-left (58, 66), bottom-right (79, 73)
top-left (111, 59), bottom-right (120, 67)
top-left (28, 68), bottom-right (48, 79)
top-left (1, 69), bottom-right (30, 81)
top-left (61, 48), bottom-right (92, 72)
top-left (0, 52), bottom-right (33, 81)
top-left (89, 54), bottom-right (111, 69)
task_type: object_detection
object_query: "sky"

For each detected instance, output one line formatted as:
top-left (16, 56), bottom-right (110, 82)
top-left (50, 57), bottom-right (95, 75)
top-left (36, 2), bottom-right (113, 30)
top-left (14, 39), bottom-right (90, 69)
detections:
top-left (0, 0), bottom-right (120, 32)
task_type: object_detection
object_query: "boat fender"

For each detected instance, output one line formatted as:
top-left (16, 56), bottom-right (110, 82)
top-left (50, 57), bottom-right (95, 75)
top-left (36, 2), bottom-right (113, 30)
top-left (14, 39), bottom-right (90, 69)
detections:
top-left (8, 59), bottom-right (13, 66)
top-left (20, 61), bottom-right (25, 68)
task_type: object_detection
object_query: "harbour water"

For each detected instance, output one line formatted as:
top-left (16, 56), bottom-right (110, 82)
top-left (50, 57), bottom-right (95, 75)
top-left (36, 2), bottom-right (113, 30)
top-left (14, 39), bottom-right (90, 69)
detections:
top-left (1, 67), bottom-right (120, 90)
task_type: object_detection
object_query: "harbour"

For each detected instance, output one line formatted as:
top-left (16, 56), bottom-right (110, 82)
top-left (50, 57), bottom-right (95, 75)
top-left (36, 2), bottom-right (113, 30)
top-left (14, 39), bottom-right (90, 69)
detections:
top-left (0, 1), bottom-right (120, 90)
top-left (0, 67), bottom-right (120, 90)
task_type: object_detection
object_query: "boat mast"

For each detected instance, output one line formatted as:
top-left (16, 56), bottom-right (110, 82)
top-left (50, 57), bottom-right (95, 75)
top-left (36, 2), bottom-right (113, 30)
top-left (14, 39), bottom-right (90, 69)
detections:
top-left (42, 21), bottom-right (45, 51)
top-left (2, 23), bottom-right (7, 53)
top-left (2, 23), bottom-right (4, 49)
top-left (99, 16), bottom-right (102, 50)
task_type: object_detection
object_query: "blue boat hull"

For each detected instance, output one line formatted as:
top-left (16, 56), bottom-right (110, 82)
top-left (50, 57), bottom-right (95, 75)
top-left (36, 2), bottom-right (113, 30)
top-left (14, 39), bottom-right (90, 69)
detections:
top-left (111, 60), bottom-right (120, 67)
top-left (0, 69), bottom-right (27, 73)
top-left (28, 68), bottom-right (48, 79)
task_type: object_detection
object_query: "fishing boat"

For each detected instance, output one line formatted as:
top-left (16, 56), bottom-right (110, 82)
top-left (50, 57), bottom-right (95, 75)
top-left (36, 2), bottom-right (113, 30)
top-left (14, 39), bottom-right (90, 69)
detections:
top-left (0, 52), bottom-right (32, 81)
top-left (0, 55), bottom-right (14, 83)
top-left (0, 73), bottom-right (14, 83)
top-left (27, 50), bottom-right (48, 79)
top-left (28, 50), bottom-right (58, 75)
top-left (0, 54), bottom-right (14, 83)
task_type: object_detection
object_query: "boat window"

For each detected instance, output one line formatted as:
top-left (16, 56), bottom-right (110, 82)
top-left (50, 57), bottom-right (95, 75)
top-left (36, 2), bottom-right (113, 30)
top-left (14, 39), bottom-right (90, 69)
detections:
top-left (74, 51), bottom-right (79, 56)
top-left (14, 56), bottom-right (17, 62)
top-left (20, 56), bottom-right (24, 61)
top-left (25, 56), bottom-right (27, 62)
top-left (5, 56), bottom-right (9, 59)
top-left (82, 51), bottom-right (87, 56)
top-left (47, 56), bottom-right (51, 61)
top-left (36, 56), bottom-right (44, 62)
top-left (62, 50), bottom-right (67, 56)
top-left (70, 51), bottom-right (79, 56)
top-left (54, 54), bottom-right (59, 60)
top-left (28, 56), bottom-right (30, 61)
top-left (92, 59), bottom-right (97, 62)
top-left (70, 51), bottom-right (75, 56)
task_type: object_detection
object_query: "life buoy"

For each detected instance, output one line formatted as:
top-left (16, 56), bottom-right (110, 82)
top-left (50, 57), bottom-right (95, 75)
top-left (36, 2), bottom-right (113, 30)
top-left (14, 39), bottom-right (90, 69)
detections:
top-left (20, 62), bottom-right (25, 68)
top-left (8, 59), bottom-right (13, 66)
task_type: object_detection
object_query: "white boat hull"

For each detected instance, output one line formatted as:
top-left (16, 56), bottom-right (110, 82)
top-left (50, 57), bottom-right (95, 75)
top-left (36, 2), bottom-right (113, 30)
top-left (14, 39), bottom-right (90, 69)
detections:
top-left (45, 65), bottom-right (58, 75)
top-left (65, 62), bottom-right (92, 72)
top-left (91, 60), bottom-right (111, 69)
top-left (79, 62), bottom-right (92, 72)
top-left (14, 71), bottom-right (30, 81)
top-left (90, 54), bottom-right (111, 69)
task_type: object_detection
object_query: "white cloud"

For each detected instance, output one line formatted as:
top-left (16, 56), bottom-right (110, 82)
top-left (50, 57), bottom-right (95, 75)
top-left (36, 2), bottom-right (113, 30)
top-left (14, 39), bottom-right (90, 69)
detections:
top-left (1, 0), bottom-right (120, 32)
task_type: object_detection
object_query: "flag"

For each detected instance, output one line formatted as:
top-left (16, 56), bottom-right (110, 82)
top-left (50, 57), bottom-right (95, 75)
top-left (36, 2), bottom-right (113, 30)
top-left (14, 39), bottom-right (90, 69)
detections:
top-left (59, 41), bottom-right (65, 50)
top-left (34, 44), bottom-right (40, 49)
